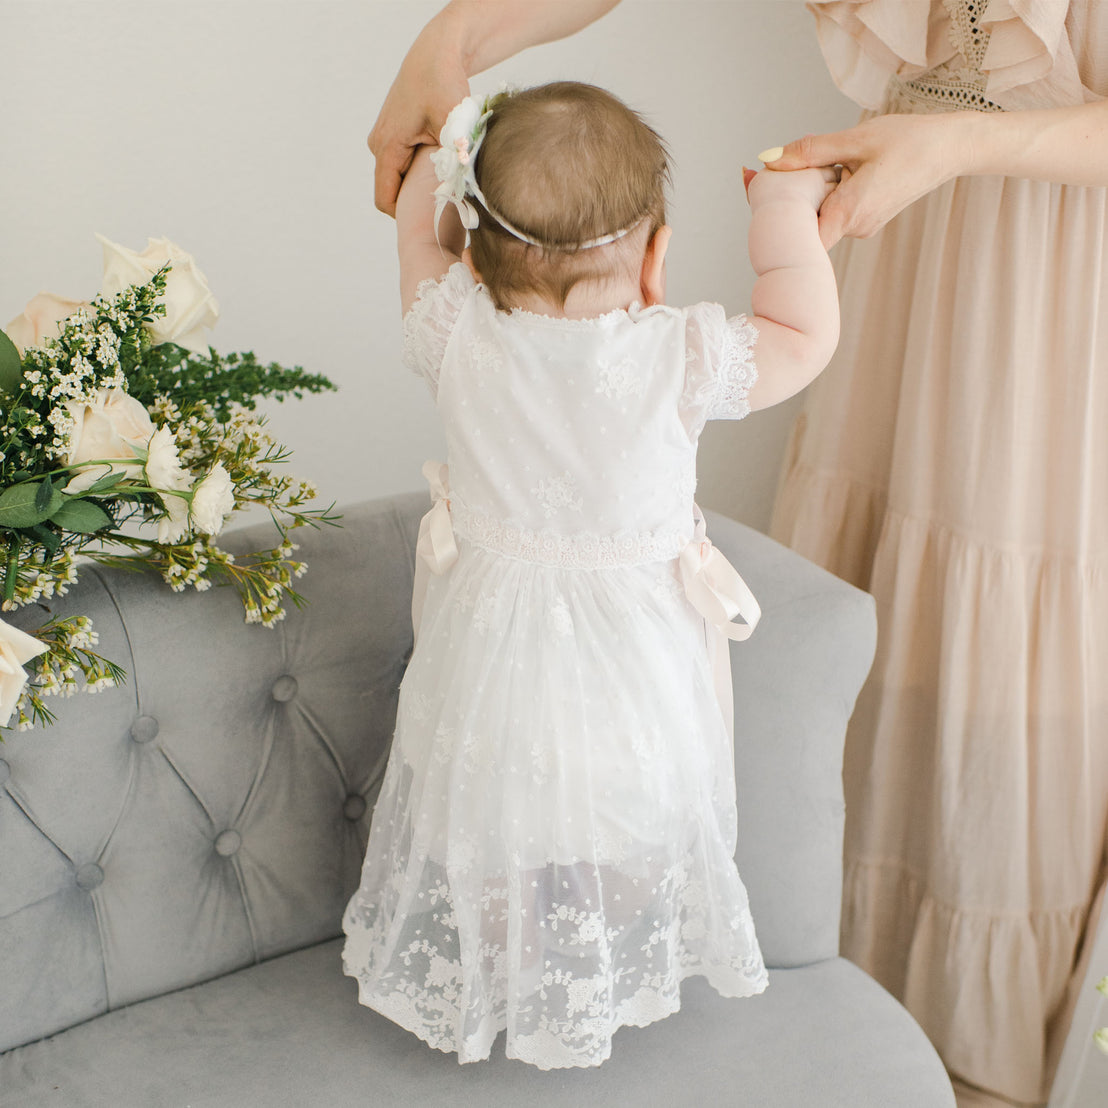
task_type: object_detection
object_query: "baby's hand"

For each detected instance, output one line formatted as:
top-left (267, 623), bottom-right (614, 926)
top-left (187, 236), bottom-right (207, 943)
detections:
top-left (745, 166), bottom-right (839, 213)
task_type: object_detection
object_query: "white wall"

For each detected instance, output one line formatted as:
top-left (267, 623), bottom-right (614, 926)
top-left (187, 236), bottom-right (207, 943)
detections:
top-left (0, 0), bottom-right (856, 531)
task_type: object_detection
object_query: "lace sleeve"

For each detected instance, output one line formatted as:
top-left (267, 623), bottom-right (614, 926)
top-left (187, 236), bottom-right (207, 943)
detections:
top-left (681, 302), bottom-right (759, 437)
top-left (401, 262), bottom-right (475, 398)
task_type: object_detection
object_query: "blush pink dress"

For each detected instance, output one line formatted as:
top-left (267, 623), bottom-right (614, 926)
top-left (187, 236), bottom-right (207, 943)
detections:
top-left (771, 2), bottom-right (1108, 1104)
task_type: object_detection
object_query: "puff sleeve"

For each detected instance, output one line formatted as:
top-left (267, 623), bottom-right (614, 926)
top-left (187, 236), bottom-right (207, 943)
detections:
top-left (401, 262), bottom-right (476, 399)
top-left (681, 302), bottom-right (759, 438)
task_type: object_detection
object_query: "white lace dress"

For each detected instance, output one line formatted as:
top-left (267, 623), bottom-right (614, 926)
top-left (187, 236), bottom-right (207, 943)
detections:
top-left (342, 263), bottom-right (767, 1069)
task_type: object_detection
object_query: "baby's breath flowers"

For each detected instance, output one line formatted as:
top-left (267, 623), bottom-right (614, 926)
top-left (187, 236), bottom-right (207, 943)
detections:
top-left (0, 236), bottom-right (337, 733)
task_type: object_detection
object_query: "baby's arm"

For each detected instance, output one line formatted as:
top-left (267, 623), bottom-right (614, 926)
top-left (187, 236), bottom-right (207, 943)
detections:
top-left (744, 168), bottom-right (839, 411)
top-left (397, 147), bottom-right (467, 314)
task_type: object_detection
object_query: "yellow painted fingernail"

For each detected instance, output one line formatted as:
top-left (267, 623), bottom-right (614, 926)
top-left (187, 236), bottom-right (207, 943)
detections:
top-left (758, 146), bottom-right (784, 163)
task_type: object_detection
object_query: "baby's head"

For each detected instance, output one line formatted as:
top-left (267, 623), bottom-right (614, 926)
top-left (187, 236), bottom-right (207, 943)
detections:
top-left (468, 82), bottom-right (670, 311)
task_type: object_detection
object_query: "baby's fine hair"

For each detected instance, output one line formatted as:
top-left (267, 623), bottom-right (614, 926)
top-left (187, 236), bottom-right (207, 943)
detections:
top-left (471, 82), bottom-right (670, 311)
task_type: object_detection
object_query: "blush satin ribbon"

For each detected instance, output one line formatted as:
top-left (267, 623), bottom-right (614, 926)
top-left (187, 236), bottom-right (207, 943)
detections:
top-left (411, 460), bottom-right (458, 643)
top-left (411, 462), bottom-right (760, 740)
top-left (678, 506), bottom-right (761, 742)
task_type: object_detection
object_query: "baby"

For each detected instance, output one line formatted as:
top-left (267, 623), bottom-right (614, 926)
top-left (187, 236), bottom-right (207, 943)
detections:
top-left (343, 81), bottom-right (838, 1070)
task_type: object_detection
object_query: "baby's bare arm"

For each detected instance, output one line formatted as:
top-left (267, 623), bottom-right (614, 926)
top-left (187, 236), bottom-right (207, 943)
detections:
top-left (397, 147), bottom-right (467, 315)
top-left (744, 168), bottom-right (839, 411)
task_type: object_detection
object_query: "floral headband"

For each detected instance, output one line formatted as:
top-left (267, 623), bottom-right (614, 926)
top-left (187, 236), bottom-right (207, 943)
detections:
top-left (431, 92), bottom-right (640, 250)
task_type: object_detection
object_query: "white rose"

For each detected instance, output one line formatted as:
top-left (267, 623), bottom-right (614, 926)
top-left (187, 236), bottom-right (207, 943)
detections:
top-left (96, 234), bottom-right (219, 354)
top-left (190, 463), bottom-right (235, 536)
top-left (64, 388), bottom-right (154, 494)
top-left (5, 292), bottom-right (87, 355)
top-left (0, 618), bottom-right (49, 727)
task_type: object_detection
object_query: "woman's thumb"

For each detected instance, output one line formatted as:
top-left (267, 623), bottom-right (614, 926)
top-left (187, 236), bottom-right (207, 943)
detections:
top-left (760, 132), bottom-right (845, 172)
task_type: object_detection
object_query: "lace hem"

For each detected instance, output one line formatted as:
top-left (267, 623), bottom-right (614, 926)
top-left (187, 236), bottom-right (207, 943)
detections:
top-left (452, 502), bottom-right (688, 569)
top-left (346, 952), bottom-right (766, 1069)
top-left (707, 316), bottom-right (759, 421)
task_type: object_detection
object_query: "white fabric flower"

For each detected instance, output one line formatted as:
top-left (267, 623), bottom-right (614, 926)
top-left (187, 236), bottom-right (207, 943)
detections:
top-left (63, 388), bottom-right (154, 494)
top-left (431, 95), bottom-right (495, 235)
top-left (190, 462), bottom-right (235, 535)
top-left (0, 618), bottom-right (49, 726)
top-left (5, 292), bottom-right (87, 355)
top-left (96, 234), bottom-right (219, 354)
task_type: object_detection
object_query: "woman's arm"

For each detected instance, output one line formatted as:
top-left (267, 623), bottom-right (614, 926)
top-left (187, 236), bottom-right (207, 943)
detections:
top-left (397, 148), bottom-right (466, 315)
top-left (764, 99), bottom-right (1108, 248)
top-left (744, 168), bottom-right (840, 412)
top-left (371, 0), bottom-right (621, 214)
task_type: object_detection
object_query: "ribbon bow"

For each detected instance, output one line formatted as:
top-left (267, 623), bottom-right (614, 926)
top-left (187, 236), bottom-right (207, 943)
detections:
top-left (411, 460), bottom-right (458, 643)
top-left (679, 506), bottom-right (761, 741)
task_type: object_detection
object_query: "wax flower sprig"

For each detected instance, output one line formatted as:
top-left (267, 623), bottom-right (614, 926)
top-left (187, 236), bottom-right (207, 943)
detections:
top-left (0, 235), bottom-right (338, 732)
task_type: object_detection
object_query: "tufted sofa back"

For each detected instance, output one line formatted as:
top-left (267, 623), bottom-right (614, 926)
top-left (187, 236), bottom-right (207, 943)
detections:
top-left (1, 494), bottom-right (876, 1056)
top-left (0, 496), bottom-right (423, 1053)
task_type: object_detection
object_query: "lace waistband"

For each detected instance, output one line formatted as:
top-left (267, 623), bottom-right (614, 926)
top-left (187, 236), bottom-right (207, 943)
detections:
top-left (452, 502), bottom-right (688, 570)
top-left (884, 65), bottom-right (1004, 115)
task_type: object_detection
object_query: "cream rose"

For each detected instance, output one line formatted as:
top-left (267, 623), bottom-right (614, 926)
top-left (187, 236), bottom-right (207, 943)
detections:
top-left (0, 618), bottom-right (49, 727)
top-left (190, 463), bottom-right (235, 536)
top-left (64, 388), bottom-right (155, 494)
top-left (96, 234), bottom-right (219, 354)
top-left (5, 292), bottom-right (87, 355)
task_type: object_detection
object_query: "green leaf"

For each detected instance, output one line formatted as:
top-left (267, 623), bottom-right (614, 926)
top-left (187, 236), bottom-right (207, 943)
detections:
top-left (34, 475), bottom-right (54, 513)
top-left (0, 329), bottom-right (21, 395)
top-left (0, 483), bottom-right (64, 528)
top-left (50, 498), bottom-right (112, 534)
top-left (25, 524), bottom-right (62, 556)
top-left (86, 471), bottom-right (128, 496)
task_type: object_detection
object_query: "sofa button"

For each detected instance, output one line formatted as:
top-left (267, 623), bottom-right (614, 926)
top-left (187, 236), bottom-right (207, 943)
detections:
top-left (271, 675), bottom-right (298, 703)
top-left (343, 794), bottom-right (367, 821)
top-left (75, 863), bottom-right (104, 890)
top-left (0, 759), bottom-right (10, 786)
top-left (214, 830), bottom-right (242, 857)
top-left (130, 715), bottom-right (160, 743)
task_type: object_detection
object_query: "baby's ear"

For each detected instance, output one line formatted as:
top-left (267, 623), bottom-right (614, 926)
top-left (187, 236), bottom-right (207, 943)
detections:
top-left (640, 226), bottom-right (672, 307)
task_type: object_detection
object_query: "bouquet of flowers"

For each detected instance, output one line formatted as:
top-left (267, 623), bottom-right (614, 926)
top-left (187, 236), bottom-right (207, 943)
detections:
top-left (0, 235), bottom-right (337, 733)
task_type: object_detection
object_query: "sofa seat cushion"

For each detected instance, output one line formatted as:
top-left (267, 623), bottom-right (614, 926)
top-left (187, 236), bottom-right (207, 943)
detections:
top-left (2, 939), bottom-right (952, 1107)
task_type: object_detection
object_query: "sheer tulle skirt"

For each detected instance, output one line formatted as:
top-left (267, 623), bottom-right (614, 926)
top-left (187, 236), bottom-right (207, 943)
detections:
top-left (342, 544), bottom-right (766, 1069)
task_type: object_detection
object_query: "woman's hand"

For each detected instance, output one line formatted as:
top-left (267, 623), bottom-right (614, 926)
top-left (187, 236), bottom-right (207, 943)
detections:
top-left (762, 113), bottom-right (971, 249)
top-left (369, 1), bottom-right (621, 216)
top-left (369, 19), bottom-right (470, 217)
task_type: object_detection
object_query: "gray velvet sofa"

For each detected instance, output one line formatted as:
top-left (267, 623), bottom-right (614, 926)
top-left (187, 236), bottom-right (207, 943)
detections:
top-left (0, 493), bottom-right (955, 1106)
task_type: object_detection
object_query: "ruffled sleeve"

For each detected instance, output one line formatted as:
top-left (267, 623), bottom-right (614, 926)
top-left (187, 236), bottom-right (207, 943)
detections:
top-left (808, 0), bottom-right (957, 109)
top-left (401, 262), bottom-right (476, 399)
top-left (981, 0), bottom-right (1093, 108)
top-left (681, 303), bottom-right (759, 438)
top-left (808, 1), bottom-right (1101, 111)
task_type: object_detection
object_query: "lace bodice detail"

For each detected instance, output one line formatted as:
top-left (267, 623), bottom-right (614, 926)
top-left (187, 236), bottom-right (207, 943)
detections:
top-left (402, 264), bottom-right (757, 566)
top-left (885, 0), bottom-right (1004, 115)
